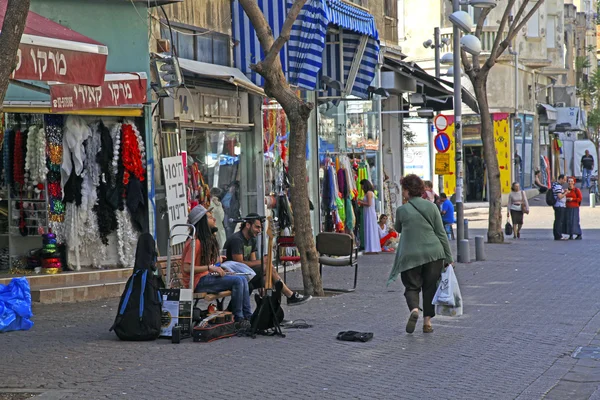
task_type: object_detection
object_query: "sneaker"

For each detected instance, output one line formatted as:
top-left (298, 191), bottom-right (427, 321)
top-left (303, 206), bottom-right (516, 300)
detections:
top-left (287, 292), bottom-right (312, 306)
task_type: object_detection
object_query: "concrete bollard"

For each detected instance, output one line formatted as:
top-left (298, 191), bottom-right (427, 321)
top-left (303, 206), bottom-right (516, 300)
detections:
top-left (591, 193), bottom-right (596, 208)
top-left (464, 219), bottom-right (469, 240)
top-left (475, 236), bottom-right (486, 261)
top-left (458, 239), bottom-right (470, 263)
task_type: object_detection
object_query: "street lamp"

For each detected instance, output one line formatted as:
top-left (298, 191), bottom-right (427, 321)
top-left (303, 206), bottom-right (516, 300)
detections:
top-left (448, 0), bottom-right (489, 262)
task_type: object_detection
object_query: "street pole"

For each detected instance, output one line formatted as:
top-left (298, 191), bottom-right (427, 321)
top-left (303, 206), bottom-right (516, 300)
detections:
top-left (452, 0), bottom-right (465, 257)
top-left (434, 27), bottom-right (444, 195)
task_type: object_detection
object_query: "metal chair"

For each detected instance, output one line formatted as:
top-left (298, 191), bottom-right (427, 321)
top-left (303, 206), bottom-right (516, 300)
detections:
top-left (316, 232), bottom-right (359, 292)
top-left (276, 236), bottom-right (301, 282)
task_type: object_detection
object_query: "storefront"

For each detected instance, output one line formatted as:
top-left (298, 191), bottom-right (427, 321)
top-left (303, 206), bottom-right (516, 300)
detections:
top-left (0, 2), bottom-right (155, 273)
top-left (155, 59), bottom-right (265, 254)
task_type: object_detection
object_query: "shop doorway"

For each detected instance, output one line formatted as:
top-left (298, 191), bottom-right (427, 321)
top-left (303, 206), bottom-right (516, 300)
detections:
top-left (465, 146), bottom-right (486, 202)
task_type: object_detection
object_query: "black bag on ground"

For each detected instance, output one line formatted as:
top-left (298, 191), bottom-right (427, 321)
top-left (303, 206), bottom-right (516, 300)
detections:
top-left (110, 269), bottom-right (162, 341)
top-left (110, 233), bottom-right (162, 341)
top-left (505, 221), bottom-right (513, 236)
top-left (546, 188), bottom-right (557, 206)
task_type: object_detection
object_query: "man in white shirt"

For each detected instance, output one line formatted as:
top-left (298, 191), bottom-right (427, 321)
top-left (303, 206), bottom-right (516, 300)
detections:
top-left (552, 174), bottom-right (568, 240)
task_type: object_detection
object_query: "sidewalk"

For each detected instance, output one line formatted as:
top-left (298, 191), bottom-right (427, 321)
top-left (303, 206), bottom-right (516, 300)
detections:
top-left (2, 204), bottom-right (600, 399)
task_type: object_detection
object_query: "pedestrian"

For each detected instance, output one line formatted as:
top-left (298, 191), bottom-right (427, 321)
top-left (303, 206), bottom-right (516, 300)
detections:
top-left (388, 174), bottom-right (453, 334)
top-left (581, 150), bottom-right (594, 189)
top-left (563, 177), bottom-right (582, 240)
top-left (438, 193), bottom-right (455, 240)
top-left (507, 182), bottom-right (529, 239)
top-left (378, 214), bottom-right (398, 252)
top-left (358, 179), bottom-right (382, 254)
top-left (552, 174), bottom-right (568, 241)
top-left (421, 180), bottom-right (438, 203)
top-left (209, 187), bottom-right (226, 249)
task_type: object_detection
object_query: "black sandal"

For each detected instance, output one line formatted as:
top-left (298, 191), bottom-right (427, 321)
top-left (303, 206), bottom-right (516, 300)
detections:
top-left (406, 310), bottom-right (419, 333)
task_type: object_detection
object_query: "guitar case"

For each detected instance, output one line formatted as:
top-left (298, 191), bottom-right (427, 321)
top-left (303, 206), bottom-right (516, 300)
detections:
top-left (250, 280), bottom-right (285, 332)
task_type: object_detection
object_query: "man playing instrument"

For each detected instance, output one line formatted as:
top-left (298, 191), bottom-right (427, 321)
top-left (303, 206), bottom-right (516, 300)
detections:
top-left (223, 213), bottom-right (311, 306)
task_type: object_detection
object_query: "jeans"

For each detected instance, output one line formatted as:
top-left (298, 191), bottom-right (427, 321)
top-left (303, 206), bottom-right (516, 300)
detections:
top-left (583, 168), bottom-right (593, 188)
top-left (553, 206), bottom-right (566, 240)
top-left (400, 259), bottom-right (444, 318)
top-left (195, 274), bottom-right (252, 321)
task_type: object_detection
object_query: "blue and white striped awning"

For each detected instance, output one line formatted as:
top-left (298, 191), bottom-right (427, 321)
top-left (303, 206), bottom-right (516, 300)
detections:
top-left (232, 0), bottom-right (379, 99)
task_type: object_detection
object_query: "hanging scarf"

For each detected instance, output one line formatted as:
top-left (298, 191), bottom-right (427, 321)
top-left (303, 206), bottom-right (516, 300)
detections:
top-left (61, 115), bottom-right (91, 190)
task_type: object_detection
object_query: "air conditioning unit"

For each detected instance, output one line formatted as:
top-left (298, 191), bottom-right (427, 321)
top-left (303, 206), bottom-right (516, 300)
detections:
top-left (555, 102), bottom-right (567, 107)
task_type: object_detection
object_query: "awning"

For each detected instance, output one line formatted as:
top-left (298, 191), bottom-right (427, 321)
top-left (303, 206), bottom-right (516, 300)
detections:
top-left (537, 103), bottom-right (557, 123)
top-left (178, 58), bottom-right (265, 97)
top-left (0, 0), bottom-right (108, 86)
top-left (383, 58), bottom-right (479, 114)
top-left (49, 73), bottom-right (148, 112)
top-left (288, 0), bottom-right (379, 97)
top-left (233, 0), bottom-right (379, 98)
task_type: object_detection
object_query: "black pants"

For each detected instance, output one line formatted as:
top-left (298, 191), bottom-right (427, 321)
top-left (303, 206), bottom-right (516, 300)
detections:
top-left (553, 207), bottom-right (565, 240)
top-left (400, 259), bottom-right (444, 318)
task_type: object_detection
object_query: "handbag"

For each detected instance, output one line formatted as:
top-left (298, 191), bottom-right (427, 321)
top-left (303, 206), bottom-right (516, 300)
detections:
top-left (521, 191), bottom-right (529, 214)
top-left (505, 220), bottom-right (513, 236)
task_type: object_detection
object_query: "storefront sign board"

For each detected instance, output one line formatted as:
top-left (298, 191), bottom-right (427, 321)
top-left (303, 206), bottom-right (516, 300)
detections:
top-left (435, 153), bottom-right (451, 175)
top-left (162, 155), bottom-right (189, 245)
top-left (49, 74), bottom-right (147, 112)
top-left (13, 43), bottom-right (107, 86)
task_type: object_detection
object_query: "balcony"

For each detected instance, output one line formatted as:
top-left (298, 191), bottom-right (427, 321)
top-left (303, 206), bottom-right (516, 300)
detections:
top-left (440, 27), bottom-right (498, 54)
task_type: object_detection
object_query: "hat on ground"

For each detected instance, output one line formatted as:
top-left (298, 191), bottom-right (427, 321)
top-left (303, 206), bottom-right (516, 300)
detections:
top-left (188, 204), bottom-right (213, 226)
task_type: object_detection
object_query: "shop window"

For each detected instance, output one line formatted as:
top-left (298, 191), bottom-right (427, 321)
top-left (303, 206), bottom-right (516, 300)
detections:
top-left (201, 94), bottom-right (237, 123)
top-left (161, 23), bottom-right (231, 66)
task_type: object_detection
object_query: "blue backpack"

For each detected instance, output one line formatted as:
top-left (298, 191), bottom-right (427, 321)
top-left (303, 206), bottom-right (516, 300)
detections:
top-left (110, 269), bottom-right (162, 341)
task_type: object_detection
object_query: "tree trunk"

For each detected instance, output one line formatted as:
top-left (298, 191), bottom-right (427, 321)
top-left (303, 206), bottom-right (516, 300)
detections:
top-left (472, 74), bottom-right (504, 243)
top-left (0, 0), bottom-right (31, 108)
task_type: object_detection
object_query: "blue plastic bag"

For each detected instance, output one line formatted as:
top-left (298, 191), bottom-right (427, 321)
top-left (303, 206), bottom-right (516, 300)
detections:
top-left (0, 277), bottom-right (34, 332)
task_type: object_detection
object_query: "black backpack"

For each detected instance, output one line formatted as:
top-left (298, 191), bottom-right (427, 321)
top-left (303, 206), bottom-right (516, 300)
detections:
top-left (110, 269), bottom-right (162, 341)
top-left (545, 187), bottom-right (557, 206)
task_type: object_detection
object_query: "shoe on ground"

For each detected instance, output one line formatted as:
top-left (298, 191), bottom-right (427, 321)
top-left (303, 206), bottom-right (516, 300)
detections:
top-left (287, 292), bottom-right (312, 306)
top-left (235, 319), bottom-right (251, 331)
top-left (576, 235), bottom-right (582, 240)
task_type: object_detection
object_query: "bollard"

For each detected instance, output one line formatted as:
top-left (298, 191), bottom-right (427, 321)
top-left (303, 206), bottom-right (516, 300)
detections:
top-left (464, 219), bottom-right (469, 240)
top-left (591, 193), bottom-right (596, 208)
top-left (458, 239), bottom-right (470, 263)
top-left (475, 236), bottom-right (486, 261)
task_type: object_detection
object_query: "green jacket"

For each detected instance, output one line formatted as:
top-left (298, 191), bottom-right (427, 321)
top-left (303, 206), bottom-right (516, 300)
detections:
top-left (387, 197), bottom-right (454, 285)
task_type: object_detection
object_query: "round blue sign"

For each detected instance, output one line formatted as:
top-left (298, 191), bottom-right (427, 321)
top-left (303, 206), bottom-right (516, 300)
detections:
top-left (434, 133), bottom-right (451, 153)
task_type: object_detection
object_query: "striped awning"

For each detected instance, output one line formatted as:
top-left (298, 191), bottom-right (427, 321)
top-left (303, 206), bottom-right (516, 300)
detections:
top-left (233, 0), bottom-right (379, 99)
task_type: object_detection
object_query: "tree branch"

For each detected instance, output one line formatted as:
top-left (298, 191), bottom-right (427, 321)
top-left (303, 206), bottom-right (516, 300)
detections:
top-left (0, 0), bottom-right (30, 108)
top-left (461, 48), bottom-right (476, 80)
top-left (262, 0), bottom-right (308, 69)
top-left (506, 0), bottom-right (545, 44)
top-left (473, 8), bottom-right (492, 70)
top-left (484, 0), bottom-right (517, 72)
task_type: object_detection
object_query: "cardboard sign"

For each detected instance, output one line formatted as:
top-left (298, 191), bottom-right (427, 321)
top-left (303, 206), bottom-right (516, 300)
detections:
top-left (435, 153), bottom-right (451, 175)
top-left (160, 288), bottom-right (192, 338)
top-left (162, 155), bottom-right (188, 245)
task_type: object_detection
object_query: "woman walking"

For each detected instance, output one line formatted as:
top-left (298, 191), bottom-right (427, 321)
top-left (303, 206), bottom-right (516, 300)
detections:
top-left (507, 182), bottom-right (529, 239)
top-left (564, 177), bottom-right (582, 240)
top-left (388, 174), bottom-right (453, 334)
top-left (181, 205), bottom-right (252, 329)
top-left (358, 179), bottom-right (382, 254)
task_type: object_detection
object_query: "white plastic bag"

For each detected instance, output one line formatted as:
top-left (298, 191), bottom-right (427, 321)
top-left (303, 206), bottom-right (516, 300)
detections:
top-left (432, 265), bottom-right (463, 317)
top-left (432, 265), bottom-right (456, 306)
top-left (220, 261), bottom-right (257, 282)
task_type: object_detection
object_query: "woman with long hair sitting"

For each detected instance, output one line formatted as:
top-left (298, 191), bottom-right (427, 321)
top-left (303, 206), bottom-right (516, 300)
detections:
top-left (181, 205), bottom-right (252, 328)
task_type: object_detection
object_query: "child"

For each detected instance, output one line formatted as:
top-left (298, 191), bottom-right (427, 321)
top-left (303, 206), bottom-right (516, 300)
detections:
top-left (378, 214), bottom-right (398, 252)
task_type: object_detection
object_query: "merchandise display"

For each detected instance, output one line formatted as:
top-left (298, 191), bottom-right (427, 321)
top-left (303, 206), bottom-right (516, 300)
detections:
top-left (0, 113), bottom-right (148, 272)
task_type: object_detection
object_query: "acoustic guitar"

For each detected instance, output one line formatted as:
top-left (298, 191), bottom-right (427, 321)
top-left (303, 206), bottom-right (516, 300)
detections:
top-left (250, 216), bottom-right (285, 335)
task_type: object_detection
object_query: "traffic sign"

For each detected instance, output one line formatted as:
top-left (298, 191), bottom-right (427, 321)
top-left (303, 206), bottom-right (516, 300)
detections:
top-left (434, 114), bottom-right (448, 131)
top-left (435, 153), bottom-right (451, 175)
top-left (434, 132), bottom-right (451, 153)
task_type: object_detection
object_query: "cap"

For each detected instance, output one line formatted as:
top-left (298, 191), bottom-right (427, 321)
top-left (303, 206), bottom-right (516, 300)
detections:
top-left (188, 204), bottom-right (213, 226)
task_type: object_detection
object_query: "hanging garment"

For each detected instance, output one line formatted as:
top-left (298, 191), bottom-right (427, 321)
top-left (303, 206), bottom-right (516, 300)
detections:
top-left (61, 116), bottom-right (91, 189)
top-left (337, 168), bottom-right (348, 199)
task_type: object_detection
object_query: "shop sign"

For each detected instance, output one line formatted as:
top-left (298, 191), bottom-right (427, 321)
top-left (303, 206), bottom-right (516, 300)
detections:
top-left (49, 74), bottom-right (147, 112)
top-left (12, 43), bottom-right (107, 86)
top-left (435, 153), bottom-right (451, 175)
top-left (162, 155), bottom-right (189, 245)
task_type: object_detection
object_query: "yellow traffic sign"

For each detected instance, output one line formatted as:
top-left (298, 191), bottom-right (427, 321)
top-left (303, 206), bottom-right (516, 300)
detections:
top-left (435, 153), bottom-right (451, 175)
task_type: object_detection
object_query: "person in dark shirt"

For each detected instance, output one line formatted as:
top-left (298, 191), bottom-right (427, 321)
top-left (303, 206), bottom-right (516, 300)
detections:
top-left (580, 150), bottom-right (595, 189)
top-left (223, 213), bottom-right (311, 306)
